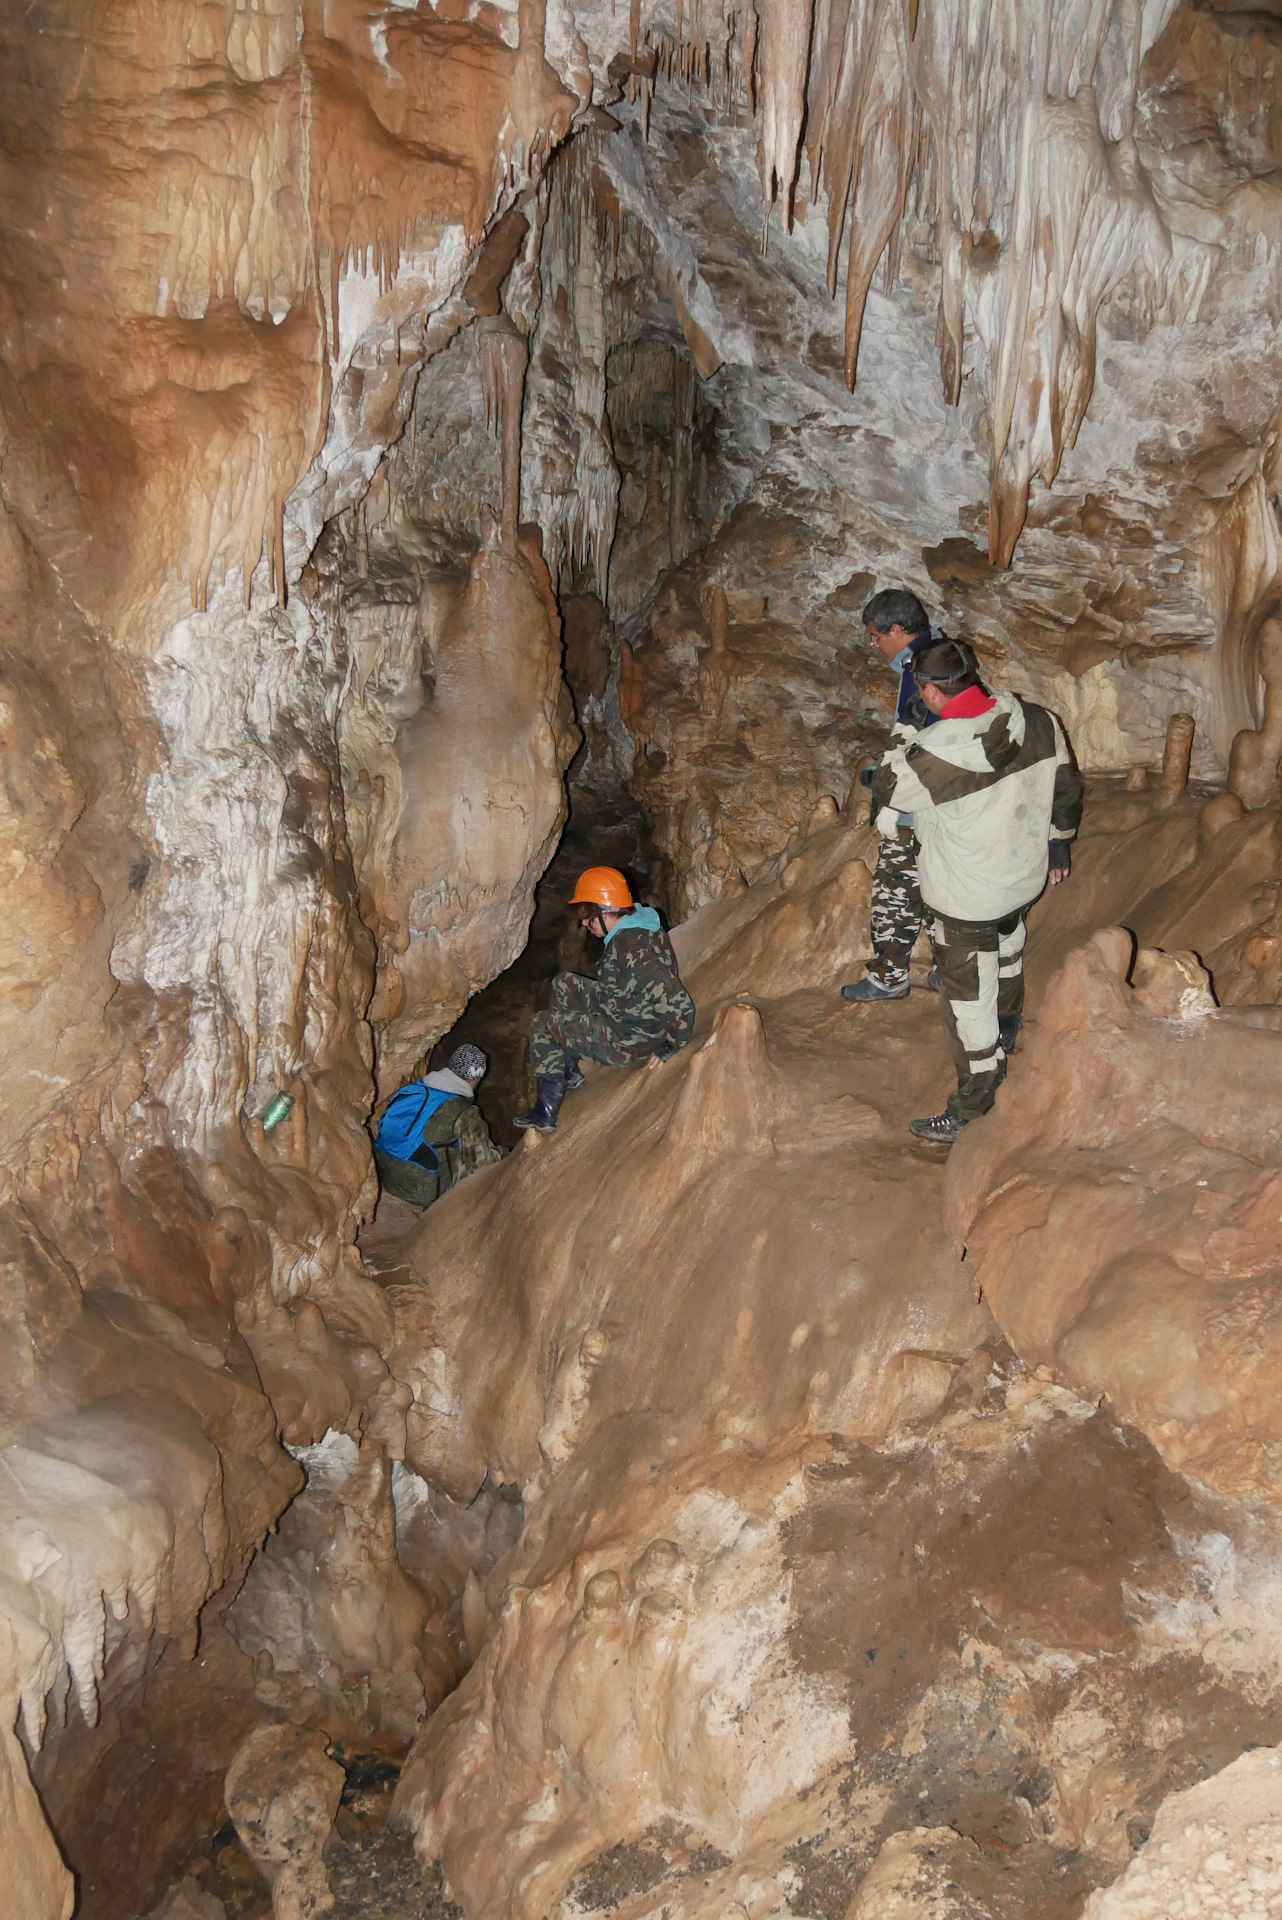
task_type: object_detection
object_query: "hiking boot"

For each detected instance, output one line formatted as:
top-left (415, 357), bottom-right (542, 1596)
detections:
top-left (908, 1112), bottom-right (966, 1145)
top-left (514, 1076), bottom-right (566, 1132)
top-left (562, 1056), bottom-right (587, 1091)
top-left (841, 973), bottom-right (910, 1003)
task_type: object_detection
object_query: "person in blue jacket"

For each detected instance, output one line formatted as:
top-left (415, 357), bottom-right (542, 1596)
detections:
top-left (373, 1044), bottom-right (503, 1208)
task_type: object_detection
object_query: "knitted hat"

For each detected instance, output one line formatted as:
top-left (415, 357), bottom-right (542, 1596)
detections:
top-left (449, 1043), bottom-right (488, 1083)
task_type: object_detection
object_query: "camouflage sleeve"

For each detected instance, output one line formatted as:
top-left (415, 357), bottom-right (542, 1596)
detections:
top-left (451, 1101), bottom-right (505, 1180)
top-left (599, 932), bottom-right (695, 1049)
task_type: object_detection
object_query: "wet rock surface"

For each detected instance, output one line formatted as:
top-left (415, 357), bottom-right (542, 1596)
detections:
top-left (4, 0), bottom-right (1282, 1915)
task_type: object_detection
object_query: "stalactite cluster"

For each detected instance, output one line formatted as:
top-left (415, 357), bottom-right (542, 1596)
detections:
top-left (623, 0), bottom-right (1220, 561)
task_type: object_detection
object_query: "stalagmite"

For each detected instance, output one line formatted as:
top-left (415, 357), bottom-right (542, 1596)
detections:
top-left (1153, 711), bottom-right (1195, 811)
top-left (224, 1727), bottom-right (343, 1920)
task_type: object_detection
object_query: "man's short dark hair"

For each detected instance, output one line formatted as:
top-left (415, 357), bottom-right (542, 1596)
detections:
top-left (862, 588), bottom-right (929, 636)
top-left (912, 636), bottom-right (981, 692)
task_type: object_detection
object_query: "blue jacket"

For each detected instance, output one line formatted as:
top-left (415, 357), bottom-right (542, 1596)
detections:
top-left (893, 634), bottom-right (940, 733)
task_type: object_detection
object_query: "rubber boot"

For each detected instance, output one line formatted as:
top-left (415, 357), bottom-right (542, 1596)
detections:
top-left (563, 1054), bottom-right (587, 1091)
top-left (514, 1075), bottom-right (565, 1132)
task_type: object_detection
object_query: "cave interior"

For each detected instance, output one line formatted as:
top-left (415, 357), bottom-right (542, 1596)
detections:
top-left (4, 2), bottom-right (1282, 1918)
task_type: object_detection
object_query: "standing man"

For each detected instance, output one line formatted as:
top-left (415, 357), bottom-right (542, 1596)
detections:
top-left (842, 588), bottom-right (937, 1003)
top-left (878, 638), bottom-right (1083, 1144)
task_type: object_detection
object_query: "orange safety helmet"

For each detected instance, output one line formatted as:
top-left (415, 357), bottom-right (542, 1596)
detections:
top-left (569, 866), bottom-right (633, 912)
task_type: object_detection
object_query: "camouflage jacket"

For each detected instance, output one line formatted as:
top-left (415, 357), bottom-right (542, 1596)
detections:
top-left (589, 906), bottom-right (696, 1052)
top-left (426, 1096), bottom-right (504, 1189)
top-left (411, 1071), bottom-right (504, 1190)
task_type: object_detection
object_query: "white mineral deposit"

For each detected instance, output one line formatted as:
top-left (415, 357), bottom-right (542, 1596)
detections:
top-left (2, 5), bottom-right (1281, 1920)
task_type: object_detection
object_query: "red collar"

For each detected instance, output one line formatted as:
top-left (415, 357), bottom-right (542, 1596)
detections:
top-left (940, 686), bottom-right (996, 719)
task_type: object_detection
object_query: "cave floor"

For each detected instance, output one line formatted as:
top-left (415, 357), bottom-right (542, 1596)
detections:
top-left (160, 1775), bottom-right (464, 1920)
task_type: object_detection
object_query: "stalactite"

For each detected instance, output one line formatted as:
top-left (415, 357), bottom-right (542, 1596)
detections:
top-left (627, 0), bottom-right (1209, 566)
top-left (757, 0), bottom-right (814, 236)
top-left (478, 317), bottom-right (530, 550)
top-left (741, 0), bottom-right (758, 114)
top-left (526, 132), bottom-right (623, 599)
top-left (669, 353), bottom-right (695, 564)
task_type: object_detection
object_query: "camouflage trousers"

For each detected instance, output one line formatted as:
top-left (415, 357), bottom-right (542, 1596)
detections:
top-left (929, 906), bottom-right (1027, 1123)
top-left (867, 829), bottom-right (924, 988)
top-left (374, 1147), bottom-right (444, 1208)
top-left (528, 972), bottom-right (664, 1081)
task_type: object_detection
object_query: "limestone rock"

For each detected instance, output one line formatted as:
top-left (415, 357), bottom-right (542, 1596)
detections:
top-left (147, 1879), bottom-right (228, 1920)
top-left (946, 927), bottom-right (1282, 1502)
top-left (224, 1725), bottom-right (344, 1920)
top-left (843, 1828), bottom-right (990, 1920)
top-left (343, 533), bottom-right (580, 1095)
top-left (1082, 1745), bottom-right (1282, 1920)
top-left (226, 1435), bottom-right (460, 1745)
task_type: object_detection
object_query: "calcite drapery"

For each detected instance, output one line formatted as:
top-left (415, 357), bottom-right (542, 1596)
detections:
top-left (593, 0), bottom-right (1223, 563)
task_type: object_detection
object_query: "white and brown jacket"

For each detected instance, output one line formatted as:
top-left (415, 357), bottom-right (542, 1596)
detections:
top-left (883, 690), bottom-right (1083, 922)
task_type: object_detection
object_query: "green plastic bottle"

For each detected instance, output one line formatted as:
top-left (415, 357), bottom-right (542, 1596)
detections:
top-left (261, 1092), bottom-right (295, 1132)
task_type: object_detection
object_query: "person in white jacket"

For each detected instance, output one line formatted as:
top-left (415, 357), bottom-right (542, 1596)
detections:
top-left (880, 638), bottom-right (1083, 1143)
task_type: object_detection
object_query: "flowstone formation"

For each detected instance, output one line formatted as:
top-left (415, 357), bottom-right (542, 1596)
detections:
top-left (1, 1), bottom-right (1281, 1918)
top-left (383, 788), bottom-right (1282, 1920)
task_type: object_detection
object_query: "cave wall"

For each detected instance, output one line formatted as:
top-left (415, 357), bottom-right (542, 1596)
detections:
top-left (0, 3), bottom-right (581, 1910)
top-left (2, 0), bottom-right (1282, 1913)
top-left (594, 2), bottom-right (1282, 909)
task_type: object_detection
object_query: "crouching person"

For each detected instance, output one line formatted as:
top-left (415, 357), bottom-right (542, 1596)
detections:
top-left (373, 1044), bottom-right (503, 1207)
top-left (515, 866), bottom-right (696, 1133)
top-left (881, 639), bottom-right (1083, 1144)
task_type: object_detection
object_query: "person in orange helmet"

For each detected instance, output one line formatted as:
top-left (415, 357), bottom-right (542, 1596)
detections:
top-left (515, 866), bottom-right (696, 1132)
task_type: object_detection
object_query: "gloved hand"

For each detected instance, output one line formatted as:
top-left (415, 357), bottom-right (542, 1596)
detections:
top-left (1048, 840), bottom-right (1072, 885)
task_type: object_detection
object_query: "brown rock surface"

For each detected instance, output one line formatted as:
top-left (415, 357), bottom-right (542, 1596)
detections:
top-left (0, 0), bottom-right (579, 1905)
top-left (5, 0), bottom-right (1282, 1914)
top-left (947, 925), bottom-right (1282, 1501)
top-left (378, 796), bottom-right (1282, 1919)
top-left (225, 1724), bottom-right (344, 1920)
